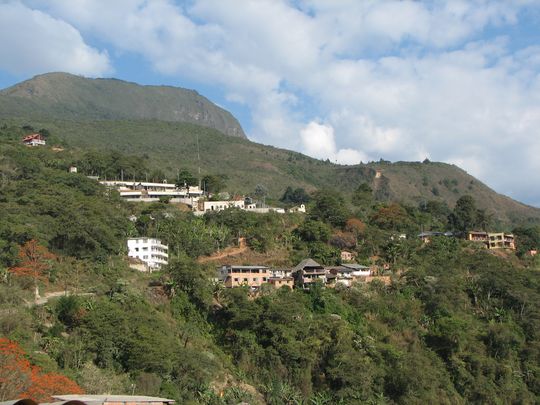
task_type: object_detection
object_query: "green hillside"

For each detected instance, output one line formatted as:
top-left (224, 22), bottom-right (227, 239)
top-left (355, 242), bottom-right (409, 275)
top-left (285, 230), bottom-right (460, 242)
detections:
top-left (2, 117), bottom-right (539, 228)
top-left (1, 136), bottom-right (540, 404)
top-left (0, 72), bottom-right (245, 138)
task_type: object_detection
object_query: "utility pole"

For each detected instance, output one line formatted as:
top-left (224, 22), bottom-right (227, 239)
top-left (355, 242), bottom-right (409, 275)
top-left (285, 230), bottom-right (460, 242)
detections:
top-left (197, 133), bottom-right (201, 188)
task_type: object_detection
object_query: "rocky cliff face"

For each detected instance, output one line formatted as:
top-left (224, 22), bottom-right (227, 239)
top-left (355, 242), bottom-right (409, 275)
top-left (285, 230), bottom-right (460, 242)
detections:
top-left (0, 72), bottom-right (246, 138)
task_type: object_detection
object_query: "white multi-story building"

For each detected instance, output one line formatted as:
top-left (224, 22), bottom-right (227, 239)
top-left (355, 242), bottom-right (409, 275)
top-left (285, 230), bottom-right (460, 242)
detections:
top-left (127, 238), bottom-right (169, 271)
top-left (100, 180), bottom-right (203, 202)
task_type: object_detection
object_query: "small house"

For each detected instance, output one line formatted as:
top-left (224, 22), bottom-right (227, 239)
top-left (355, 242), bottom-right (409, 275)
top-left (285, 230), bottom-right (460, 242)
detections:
top-left (289, 204), bottom-right (306, 213)
top-left (22, 133), bottom-right (46, 146)
top-left (268, 276), bottom-right (294, 289)
top-left (328, 263), bottom-right (372, 286)
top-left (341, 251), bottom-right (353, 262)
top-left (292, 258), bottom-right (327, 288)
top-left (217, 265), bottom-right (270, 289)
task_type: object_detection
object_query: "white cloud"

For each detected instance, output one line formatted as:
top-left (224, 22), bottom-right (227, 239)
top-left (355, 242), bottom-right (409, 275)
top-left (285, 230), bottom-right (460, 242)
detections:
top-left (0, 2), bottom-right (110, 77)
top-left (300, 121), bottom-right (370, 164)
top-left (300, 122), bottom-right (336, 159)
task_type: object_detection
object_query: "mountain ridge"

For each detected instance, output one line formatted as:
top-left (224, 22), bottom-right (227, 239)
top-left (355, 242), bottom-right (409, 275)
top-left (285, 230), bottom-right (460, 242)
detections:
top-left (0, 72), bottom-right (246, 138)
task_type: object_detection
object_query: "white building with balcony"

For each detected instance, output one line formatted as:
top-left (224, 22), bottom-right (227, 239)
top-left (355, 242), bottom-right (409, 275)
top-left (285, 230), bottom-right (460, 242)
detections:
top-left (100, 180), bottom-right (203, 203)
top-left (127, 237), bottom-right (169, 271)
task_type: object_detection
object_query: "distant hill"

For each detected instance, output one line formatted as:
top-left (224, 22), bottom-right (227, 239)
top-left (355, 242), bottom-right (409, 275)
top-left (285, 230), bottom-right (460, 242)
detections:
top-left (2, 117), bottom-right (539, 228)
top-left (0, 72), bottom-right (245, 138)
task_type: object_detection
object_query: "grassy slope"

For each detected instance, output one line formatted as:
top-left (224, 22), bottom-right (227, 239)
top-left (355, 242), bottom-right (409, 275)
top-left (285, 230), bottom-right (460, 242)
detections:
top-left (0, 72), bottom-right (246, 138)
top-left (2, 117), bottom-right (539, 227)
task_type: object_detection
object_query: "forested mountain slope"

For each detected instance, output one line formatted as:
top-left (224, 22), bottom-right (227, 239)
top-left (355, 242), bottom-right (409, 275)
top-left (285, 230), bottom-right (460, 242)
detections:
top-left (2, 117), bottom-right (538, 228)
top-left (1, 132), bottom-right (540, 404)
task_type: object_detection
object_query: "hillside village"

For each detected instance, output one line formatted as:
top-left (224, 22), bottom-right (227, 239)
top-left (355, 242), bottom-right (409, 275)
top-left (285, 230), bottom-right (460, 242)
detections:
top-left (2, 121), bottom-right (540, 404)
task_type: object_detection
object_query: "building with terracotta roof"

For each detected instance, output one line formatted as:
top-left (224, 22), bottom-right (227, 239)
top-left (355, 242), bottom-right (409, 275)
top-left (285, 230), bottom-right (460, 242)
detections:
top-left (22, 133), bottom-right (46, 146)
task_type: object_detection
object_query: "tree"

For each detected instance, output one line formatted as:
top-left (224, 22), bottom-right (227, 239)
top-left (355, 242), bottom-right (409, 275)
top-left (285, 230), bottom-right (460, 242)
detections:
top-left (345, 218), bottom-right (366, 237)
top-left (352, 183), bottom-right (373, 207)
top-left (448, 195), bottom-right (482, 234)
top-left (295, 219), bottom-right (332, 243)
top-left (9, 240), bottom-right (56, 301)
top-left (370, 203), bottom-right (411, 231)
top-left (201, 174), bottom-right (228, 194)
top-left (0, 337), bottom-right (31, 401)
top-left (512, 226), bottom-right (540, 256)
top-left (149, 169), bottom-right (166, 183)
top-left (309, 190), bottom-right (349, 227)
top-left (176, 169), bottom-right (198, 188)
top-left (0, 338), bottom-right (83, 402)
top-left (254, 184), bottom-right (268, 206)
top-left (281, 187), bottom-right (310, 204)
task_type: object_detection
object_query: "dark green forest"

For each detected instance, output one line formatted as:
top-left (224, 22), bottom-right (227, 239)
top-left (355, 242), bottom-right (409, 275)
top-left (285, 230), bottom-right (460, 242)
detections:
top-left (1, 125), bottom-right (540, 404)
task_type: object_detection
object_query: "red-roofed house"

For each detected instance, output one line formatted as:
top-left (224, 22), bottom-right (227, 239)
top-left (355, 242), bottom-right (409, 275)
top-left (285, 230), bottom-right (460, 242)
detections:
top-left (22, 133), bottom-right (46, 146)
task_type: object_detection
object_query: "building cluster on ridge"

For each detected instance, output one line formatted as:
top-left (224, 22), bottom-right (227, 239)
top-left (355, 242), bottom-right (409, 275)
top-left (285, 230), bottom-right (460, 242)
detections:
top-left (418, 230), bottom-right (516, 250)
top-left (96, 179), bottom-right (305, 215)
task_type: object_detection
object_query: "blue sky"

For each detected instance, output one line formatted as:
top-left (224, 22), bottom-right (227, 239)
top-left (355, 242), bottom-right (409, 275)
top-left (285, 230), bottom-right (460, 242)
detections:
top-left (1, 0), bottom-right (540, 206)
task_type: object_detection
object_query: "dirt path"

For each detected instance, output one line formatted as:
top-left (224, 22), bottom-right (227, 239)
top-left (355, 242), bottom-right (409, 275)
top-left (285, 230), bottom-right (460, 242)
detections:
top-left (198, 245), bottom-right (248, 263)
top-left (25, 291), bottom-right (95, 307)
top-left (198, 238), bottom-right (249, 263)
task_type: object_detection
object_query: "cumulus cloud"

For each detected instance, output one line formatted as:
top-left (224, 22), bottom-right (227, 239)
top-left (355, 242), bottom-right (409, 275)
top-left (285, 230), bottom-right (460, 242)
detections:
top-left (8, 0), bottom-right (540, 204)
top-left (0, 2), bottom-right (110, 77)
top-left (300, 122), bottom-right (369, 164)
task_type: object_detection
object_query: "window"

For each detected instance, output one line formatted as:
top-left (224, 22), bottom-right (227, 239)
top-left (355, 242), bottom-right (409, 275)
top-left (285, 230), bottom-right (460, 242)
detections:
top-left (234, 278), bottom-right (239, 282)
top-left (243, 278), bottom-right (248, 282)
top-left (263, 277), bottom-right (267, 281)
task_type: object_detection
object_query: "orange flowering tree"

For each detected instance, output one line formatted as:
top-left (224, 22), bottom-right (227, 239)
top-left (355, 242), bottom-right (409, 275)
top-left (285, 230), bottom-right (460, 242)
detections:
top-left (9, 240), bottom-right (56, 301)
top-left (0, 338), bottom-right (83, 402)
top-left (0, 338), bottom-right (31, 401)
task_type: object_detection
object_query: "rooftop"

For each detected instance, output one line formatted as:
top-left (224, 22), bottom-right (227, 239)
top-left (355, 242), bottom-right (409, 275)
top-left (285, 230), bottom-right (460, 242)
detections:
top-left (225, 265), bottom-right (269, 270)
top-left (52, 395), bottom-right (174, 404)
top-left (294, 258), bottom-right (324, 272)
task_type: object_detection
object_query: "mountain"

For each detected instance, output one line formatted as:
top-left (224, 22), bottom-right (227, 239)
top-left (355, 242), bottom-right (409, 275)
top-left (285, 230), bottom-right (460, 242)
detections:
top-left (0, 72), bottom-right (246, 138)
top-left (1, 73), bottom-right (539, 227)
top-left (2, 117), bottom-right (538, 228)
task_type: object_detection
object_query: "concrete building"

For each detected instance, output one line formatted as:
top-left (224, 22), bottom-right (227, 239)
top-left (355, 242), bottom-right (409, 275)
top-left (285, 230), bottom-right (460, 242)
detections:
top-left (467, 231), bottom-right (516, 250)
top-left (341, 251), bottom-right (354, 262)
top-left (270, 268), bottom-right (293, 278)
top-left (329, 263), bottom-right (372, 287)
top-left (289, 204), bottom-right (306, 213)
top-left (268, 276), bottom-right (294, 289)
top-left (100, 180), bottom-right (203, 202)
top-left (198, 198), bottom-right (248, 213)
top-left (217, 265), bottom-right (271, 289)
top-left (292, 258), bottom-right (327, 288)
top-left (194, 197), bottom-right (286, 215)
top-left (127, 238), bottom-right (168, 271)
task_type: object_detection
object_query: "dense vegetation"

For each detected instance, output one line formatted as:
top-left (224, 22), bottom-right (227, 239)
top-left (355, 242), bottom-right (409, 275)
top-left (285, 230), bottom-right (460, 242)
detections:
top-left (1, 126), bottom-right (540, 404)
